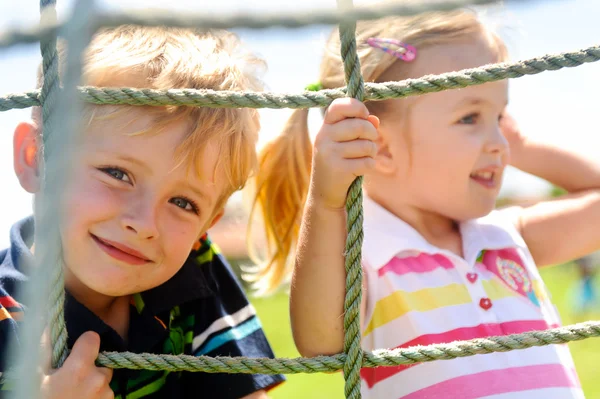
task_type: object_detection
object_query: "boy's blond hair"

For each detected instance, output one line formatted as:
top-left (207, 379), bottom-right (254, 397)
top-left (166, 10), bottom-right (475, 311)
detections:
top-left (248, 9), bottom-right (508, 294)
top-left (34, 25), bottom-right (266, 210)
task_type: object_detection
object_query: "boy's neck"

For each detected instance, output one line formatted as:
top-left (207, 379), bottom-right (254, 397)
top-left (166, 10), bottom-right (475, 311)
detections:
top-left (64, 269), bottom-right (131, 340)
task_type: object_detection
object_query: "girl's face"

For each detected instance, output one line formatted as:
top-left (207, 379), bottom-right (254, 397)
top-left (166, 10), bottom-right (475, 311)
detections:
top-left (376, 37), bottom-right (509, 222)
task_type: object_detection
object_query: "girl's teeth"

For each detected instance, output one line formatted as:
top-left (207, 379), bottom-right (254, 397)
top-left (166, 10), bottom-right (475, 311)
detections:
top-left (472, 172), bottom-right (493, 179)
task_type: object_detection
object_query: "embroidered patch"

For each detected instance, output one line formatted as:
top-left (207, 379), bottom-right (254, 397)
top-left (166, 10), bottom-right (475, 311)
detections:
top-left (481, 249), bottom-right (540, 307)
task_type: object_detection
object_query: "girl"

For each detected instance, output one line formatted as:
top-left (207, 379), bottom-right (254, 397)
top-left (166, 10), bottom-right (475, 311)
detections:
top-left (251, 9), bottom-right (598, 399)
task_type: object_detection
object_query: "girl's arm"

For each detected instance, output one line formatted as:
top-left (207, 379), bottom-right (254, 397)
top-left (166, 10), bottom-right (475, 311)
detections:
top-left (291, 98), bottom-right (377, 357)
top-left (502, 114), bottom-right (600, 266)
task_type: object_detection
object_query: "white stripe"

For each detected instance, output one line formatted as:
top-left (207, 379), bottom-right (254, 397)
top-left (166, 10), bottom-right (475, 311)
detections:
top-left (192, 303), bottom-right (256, 352)
top-left (362, 296), bottom-right (548, 349)
top-left (480, 387), bottom-right (585, 399)
top-left (364, 346), bottom-right (577, 399)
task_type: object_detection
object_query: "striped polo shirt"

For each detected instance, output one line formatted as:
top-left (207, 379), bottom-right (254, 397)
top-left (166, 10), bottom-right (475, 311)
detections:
top-left (0, 216), bottom-right (284, 398)
top-left (360, 197), bottom-right (583, 399)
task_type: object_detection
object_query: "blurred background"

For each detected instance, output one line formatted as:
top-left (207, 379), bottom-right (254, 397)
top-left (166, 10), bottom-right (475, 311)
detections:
top-left (1, 0), bottom-right (599, 397)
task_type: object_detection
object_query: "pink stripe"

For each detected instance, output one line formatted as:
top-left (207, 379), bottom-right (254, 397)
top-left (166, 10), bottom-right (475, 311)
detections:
top-left (361, 320), bottom-right (556, 388)
top-left (401, 364), bottom-right (580, 399)
top-left (378, 253), bottom-right (454, 277)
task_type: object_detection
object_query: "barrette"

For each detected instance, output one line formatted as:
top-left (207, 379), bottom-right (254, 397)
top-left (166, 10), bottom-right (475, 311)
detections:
top-left (366, 37), bottom-right (417, 62)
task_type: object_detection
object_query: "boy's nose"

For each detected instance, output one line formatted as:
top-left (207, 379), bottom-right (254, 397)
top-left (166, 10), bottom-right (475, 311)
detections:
top-left (121, 205), bottom-right (159, 240)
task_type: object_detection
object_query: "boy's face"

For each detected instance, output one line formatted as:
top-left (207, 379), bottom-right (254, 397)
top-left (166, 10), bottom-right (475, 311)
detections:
top-left (49, 110), bottom-right (226, 301)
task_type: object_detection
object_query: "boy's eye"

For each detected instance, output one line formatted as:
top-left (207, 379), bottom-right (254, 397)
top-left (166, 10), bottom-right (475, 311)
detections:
top-left (170, 197), bottom-right (199, 214)
top-left (101, 167), bottom-right (131, 183)
top-left (458, 113), bottom-right (479, 125)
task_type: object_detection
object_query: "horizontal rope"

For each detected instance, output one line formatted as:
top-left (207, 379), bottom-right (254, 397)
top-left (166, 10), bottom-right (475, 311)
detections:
top-left (1, 44), bottom-right (599, 113)
top-left (0, 0), bottom-right (505, 50)
top-left (95, 321), bottom-right (600, 374)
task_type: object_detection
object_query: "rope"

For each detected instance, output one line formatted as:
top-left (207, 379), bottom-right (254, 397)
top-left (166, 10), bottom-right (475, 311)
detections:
top-left (336, 0), bottom-right (365, 396)
top-left (94, 321), bottom-right (600, 374)
top-left (38, 0), bottom-right (69, 369)
top-left (1, 0), bottom-right (598, 398)
top-left (0, 0), bottom-right (507, 50)
top-left (2, 44), bottom-right (599, 112)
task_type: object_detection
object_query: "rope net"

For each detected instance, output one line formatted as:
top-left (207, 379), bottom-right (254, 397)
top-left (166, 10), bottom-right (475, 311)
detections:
top-left (1, 0), bottom-right (599, 398)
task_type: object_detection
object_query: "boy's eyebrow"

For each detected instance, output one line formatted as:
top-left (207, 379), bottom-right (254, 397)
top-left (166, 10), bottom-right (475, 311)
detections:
top-left (181, 181), bottom-right (211, 205)
top-left (115, 154), bottom-right (151, 172)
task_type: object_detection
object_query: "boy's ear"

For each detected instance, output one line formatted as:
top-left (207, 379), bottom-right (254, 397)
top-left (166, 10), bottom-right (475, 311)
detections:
top-left (13, 122), bottom-right (41, 193)
top-left (209, 209), bottom-right (225, 229)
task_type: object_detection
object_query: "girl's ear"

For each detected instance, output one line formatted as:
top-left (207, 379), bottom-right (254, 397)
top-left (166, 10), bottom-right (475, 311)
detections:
top-left (13, 122), bottom-right (41, 193)
top-left (373, 124), bottom-right (398, 175)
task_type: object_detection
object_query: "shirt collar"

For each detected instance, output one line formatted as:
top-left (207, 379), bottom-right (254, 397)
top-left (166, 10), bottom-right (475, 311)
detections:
top-left (138, 236), bottom-right (216, 314)
top-left (362, 197), bottom-right (528, 270)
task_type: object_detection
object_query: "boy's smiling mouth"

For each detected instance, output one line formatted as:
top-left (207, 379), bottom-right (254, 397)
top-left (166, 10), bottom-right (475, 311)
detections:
top-left (91, 234), bottom-right (152, 265)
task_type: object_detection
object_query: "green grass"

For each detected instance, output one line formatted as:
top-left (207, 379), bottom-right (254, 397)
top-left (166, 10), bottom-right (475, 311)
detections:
top-left (250, 263), bottom-right (600, 398)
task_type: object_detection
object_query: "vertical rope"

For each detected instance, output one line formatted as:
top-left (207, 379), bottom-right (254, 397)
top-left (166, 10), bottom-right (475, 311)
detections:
top-left (39, 0), bottom-right (69, 369)
top-left (337, 0), bottom-right (365, 398)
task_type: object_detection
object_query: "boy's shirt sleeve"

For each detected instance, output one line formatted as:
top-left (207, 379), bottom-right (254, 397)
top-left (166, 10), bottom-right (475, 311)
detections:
top-left (0, 289), bottom-right (21, 393)
top-left (181, 239), bottom-right (285, 398)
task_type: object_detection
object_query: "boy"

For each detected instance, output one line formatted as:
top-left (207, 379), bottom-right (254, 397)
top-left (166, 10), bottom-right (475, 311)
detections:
top-left (0, 26), bottom-right (284, 398)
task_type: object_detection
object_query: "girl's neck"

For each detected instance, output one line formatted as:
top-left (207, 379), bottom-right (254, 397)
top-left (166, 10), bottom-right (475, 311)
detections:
top-left (368, 193), bottom-right (464, 258)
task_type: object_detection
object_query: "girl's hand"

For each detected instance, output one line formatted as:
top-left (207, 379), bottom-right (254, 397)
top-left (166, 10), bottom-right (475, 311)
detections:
top-left (311, 98), bottom-right (380, 210)
top-left (500, 112), bottom-right (526, 167)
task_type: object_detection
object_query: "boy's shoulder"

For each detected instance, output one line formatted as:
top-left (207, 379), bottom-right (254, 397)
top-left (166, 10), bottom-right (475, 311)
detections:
top-left (0, 217), bottom-right (32, 379)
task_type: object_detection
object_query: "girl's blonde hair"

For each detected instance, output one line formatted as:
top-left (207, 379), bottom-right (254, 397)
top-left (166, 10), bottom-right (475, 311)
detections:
top-left (35, 26), bottom-right (266, 205)
top-left (247, 9), bottom-right (508, 294)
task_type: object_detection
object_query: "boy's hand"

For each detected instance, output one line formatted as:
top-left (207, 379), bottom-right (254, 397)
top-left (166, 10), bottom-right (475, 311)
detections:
top-left (40, 331), bottom-right (114, 399)
top-left (311, 98), bottom-right (379, 210)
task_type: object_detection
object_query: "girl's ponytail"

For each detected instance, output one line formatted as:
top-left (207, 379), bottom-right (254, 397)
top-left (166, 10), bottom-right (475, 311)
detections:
top-left (246, 108), bottom-right (312, 294)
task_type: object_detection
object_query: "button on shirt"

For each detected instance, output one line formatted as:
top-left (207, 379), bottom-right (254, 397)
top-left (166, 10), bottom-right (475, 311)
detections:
top-left (359, 197), bottom-right (582, 399)
top-left (0, 216), bottom-right (285, 398)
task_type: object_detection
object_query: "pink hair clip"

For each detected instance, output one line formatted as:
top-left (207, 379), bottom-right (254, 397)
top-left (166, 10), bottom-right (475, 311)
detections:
top-left (366, 38), bottom-right (417, 62)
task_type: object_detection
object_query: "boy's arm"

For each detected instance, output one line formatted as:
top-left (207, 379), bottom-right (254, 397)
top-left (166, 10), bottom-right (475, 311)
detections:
top-left (501, 114), bottom-right (600, 266)
top-left (241, 390), bottom-right (268, 399)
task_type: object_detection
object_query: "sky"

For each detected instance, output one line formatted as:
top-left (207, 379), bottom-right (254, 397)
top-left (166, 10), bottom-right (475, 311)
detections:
top-left (0, 0), bottom-right (599, 246)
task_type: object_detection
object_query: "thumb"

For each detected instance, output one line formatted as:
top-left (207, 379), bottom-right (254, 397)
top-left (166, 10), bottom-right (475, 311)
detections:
top-left (39, 328), bottom-right (52, 374)
top-left (64, 331), bottom-right (101, 368)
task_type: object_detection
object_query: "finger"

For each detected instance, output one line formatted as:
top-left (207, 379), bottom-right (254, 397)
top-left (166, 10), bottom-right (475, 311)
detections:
top-left (324, 98), bottom-right (370, 124)
top-left (326, 118), bottom-right (379, 143)
top-left (64, 331), bottom-right (101, 371)
top-left (96, 363), bottom-right (114, 382)
top-left (367, 115), bottom-right (380, 130)
top-left (39, 328), bottom-right (52, 375)
top-left (342, 157), bottom-right (376, 177)
top-left (336, 140), bottom-right (378, 160)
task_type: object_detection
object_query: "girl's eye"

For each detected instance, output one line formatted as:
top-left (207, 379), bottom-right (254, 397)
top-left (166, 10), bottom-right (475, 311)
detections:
top-left (101, 167), bottom-right (131, 183)
top-left (170, 197), bottom-right (199, 214)
top-left (458, 113), bottom-right (479, 125)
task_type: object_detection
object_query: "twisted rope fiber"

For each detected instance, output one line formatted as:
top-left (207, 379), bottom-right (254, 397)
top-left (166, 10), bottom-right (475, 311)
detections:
top-left (337, 0), bottom-right (365, 397)
top-left (39, 0), bottom-right (69, 370)
top-left (2, 45), bottom-right (600, 112)
top-left (93, 321), bottom-right (600, 373)
top-left (11, 0), bottom-right (597, 393)
top-left (0, 0), bottom-right (508, 50)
